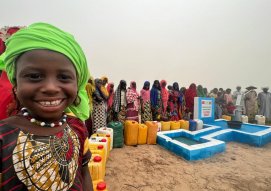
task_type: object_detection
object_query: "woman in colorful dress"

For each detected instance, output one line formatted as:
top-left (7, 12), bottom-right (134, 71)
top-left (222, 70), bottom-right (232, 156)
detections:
top-left (140, 81), bottom-right (152, 123)
top-left (0, 23), bottom-right (93, 190)
top-left (106, 82), bottom-right (115, 123)
top-left (92, 78), bottom-right (107, 132)
top-left (185, 83), bottom-right (197, 119)
top-left (160, 80), bottom-right (169, 115)
top-left (168, 82), bottom-right (181, 120)
top-left (113, 80), bottom-right (127, 124)
top-left (85, 76), bottom-right (95, 136)
top-left (150, 80), bottom-right (162, 121)
top-left (126, 81), bottom-right (140, 122)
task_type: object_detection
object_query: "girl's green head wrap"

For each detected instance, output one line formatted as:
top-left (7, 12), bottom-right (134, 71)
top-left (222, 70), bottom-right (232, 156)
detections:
top-left (4, 22), bottom-right (90, 121)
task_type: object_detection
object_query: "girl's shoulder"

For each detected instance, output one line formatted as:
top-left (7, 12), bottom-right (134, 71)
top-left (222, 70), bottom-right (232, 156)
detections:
top-left (0, 119), bottom-right (20, 141)
top-left (67, 116), bottom-right (88, 137)
top-left (0, 119), bottom-right (19, 130)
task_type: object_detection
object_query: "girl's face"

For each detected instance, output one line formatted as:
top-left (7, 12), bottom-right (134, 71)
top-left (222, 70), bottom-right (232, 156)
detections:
top-left (15, 49), bottom-right (78, 122)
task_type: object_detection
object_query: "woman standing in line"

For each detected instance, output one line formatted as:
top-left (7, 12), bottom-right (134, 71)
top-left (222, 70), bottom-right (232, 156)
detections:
top-left (140, 81), bottom-right (152, 123)
top-left (126, 81), bottom-right (140, 122)
top-left (150, 80), bottom-right (162, 121)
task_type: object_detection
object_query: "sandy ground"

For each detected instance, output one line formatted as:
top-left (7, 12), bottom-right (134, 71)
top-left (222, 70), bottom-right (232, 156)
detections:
top-left (105, 142), bottom-right (271, 191)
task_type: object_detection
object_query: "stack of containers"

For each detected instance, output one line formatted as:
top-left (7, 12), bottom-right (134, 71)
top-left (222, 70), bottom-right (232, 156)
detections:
top-left (137, 123), bottom-right (148, 145)
top-left (96, 127), bottom-right (114, 150)
top-left (91, 134), bottom-right (111, 160)
top-left (161, 121), bottom-right (170, 131)
top-left (170, 121), bottom-right (181, 130)
top-left (89, 137), bottom-right (109, 162)
top-left (89, 138), bottom-right (109, 190)
top-left (179, 120), bottom-right (189, 130)
top-left (145, 121), bottom-right (158, 144)
top-left (107, 121), bottom-right (124, 148)
top-left (124, 120), bottom-right (139, 146)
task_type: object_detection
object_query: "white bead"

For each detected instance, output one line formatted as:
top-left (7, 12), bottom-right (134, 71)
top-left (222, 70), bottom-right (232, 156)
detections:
top-left (23, 112), bottom-right (29, 116)
top-left (40, 122), bottom-right (45, 126)
top-left (59, 122), bottom-right (63, 126)
top-left (30, 118), bottom-right (36, 122)
top-left (63, 119), bottom-right (66, 122)
top-left (51, 123), bottom-right (55, 127)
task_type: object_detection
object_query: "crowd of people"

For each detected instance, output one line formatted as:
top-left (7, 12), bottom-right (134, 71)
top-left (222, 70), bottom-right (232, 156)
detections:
top-left (85, 78), bottom-right (271, 135)
top-left (0, 23), bottom-right (270, 191)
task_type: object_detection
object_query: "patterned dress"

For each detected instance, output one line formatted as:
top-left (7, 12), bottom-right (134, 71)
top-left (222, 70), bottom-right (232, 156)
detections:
top-left (140, 89), bottom-right (152, 123)
top-left (0, 117), bottom-right (91, 191)
top-left (92, 100), bottom-right (107, 132)
top-left (126, 88), bottom-right (140, 122)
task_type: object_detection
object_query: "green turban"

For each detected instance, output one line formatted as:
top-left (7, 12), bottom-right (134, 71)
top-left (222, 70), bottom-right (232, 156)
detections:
top-left (4, 22), bottom-right (90, 121)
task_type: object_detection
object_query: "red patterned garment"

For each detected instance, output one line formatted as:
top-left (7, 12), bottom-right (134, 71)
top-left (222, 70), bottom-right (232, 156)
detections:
top-left (185, 83), bottom-right (197, 113)
top-left (0, 72), bottom-right (13, 120)
top-left (0, 116), bottom-right (91, 191)
top-left (0, 38), bottom-right (5, 54)
top-left (126, 82), bottom-right (140, 122)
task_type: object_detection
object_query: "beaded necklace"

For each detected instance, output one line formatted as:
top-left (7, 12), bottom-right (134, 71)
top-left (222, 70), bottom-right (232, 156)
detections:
top-left (21, 107), bottom-right (67, 127)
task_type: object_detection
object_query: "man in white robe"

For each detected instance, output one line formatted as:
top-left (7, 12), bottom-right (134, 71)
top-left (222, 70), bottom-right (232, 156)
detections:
top-left (233, 86), bottom-right (246, 114)
top-left (258, 87), bottom-right (271, 122)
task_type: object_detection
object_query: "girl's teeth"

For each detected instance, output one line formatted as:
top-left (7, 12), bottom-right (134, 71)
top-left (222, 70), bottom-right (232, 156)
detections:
top-left (40, 100), bottom-right (61, 106)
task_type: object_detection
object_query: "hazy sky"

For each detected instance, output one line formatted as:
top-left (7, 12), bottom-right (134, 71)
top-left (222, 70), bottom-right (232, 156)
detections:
top-left (1, 0), bottom-right (271, 91)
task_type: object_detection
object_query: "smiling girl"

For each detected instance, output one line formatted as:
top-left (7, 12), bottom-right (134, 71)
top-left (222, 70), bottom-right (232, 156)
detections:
top-left (0, 23), bottom-right (93, 191)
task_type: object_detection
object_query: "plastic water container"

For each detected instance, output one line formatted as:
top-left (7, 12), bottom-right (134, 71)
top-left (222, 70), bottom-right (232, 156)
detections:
top-left (161, 121), bottom-right (170, 131)
top-left (145, 121), bottom-right (158, 144)
top-left (222, 115), bottom-right (231, 121)
top-left (90, 144), bottom-right (106, 163)
top-left (194, 119), bottom-right (203, 130)
top-left (89, 137), bottom-right (109, 161)
top-left (241, 115), bottom-right (248, 123)
top-left (255, 115), bottom-right (266, 125)
top-left (91, 134), bottom-right (111, 158)
top-left (189, 120), bottom-right (197, 131)
top-left (137, 124), bottom-right (148, 145)
top-left (107, 121), bottom-right (124, 148)
top-left (124, 120), bottom-right (139, 146)
top-left (88, 155), bottom-right (105, 181)
top-left (97, 127), bottom-right (114, 150)
top-left (90, 145), bottom-right (106, 173)
top-left (179, 120), bottom-right (189, 130)
top-left (170, 121), bottom-right (181, 130)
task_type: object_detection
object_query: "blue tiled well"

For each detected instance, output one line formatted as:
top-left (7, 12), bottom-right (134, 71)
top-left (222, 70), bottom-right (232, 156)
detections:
top-left (157, 119), bottom-right (271, 161)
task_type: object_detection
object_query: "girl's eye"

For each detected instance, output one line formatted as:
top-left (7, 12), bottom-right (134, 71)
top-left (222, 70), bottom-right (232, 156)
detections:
top-left (58, 74), bottom-right (72, 81)
top-left (25, 73), bottom-right (42, 81)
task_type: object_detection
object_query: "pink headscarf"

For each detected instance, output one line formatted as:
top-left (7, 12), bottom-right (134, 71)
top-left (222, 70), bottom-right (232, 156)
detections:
top-left (140, 89), bottom-right (150, 103)
top-left (106, 82), bottom-right (114, 108)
